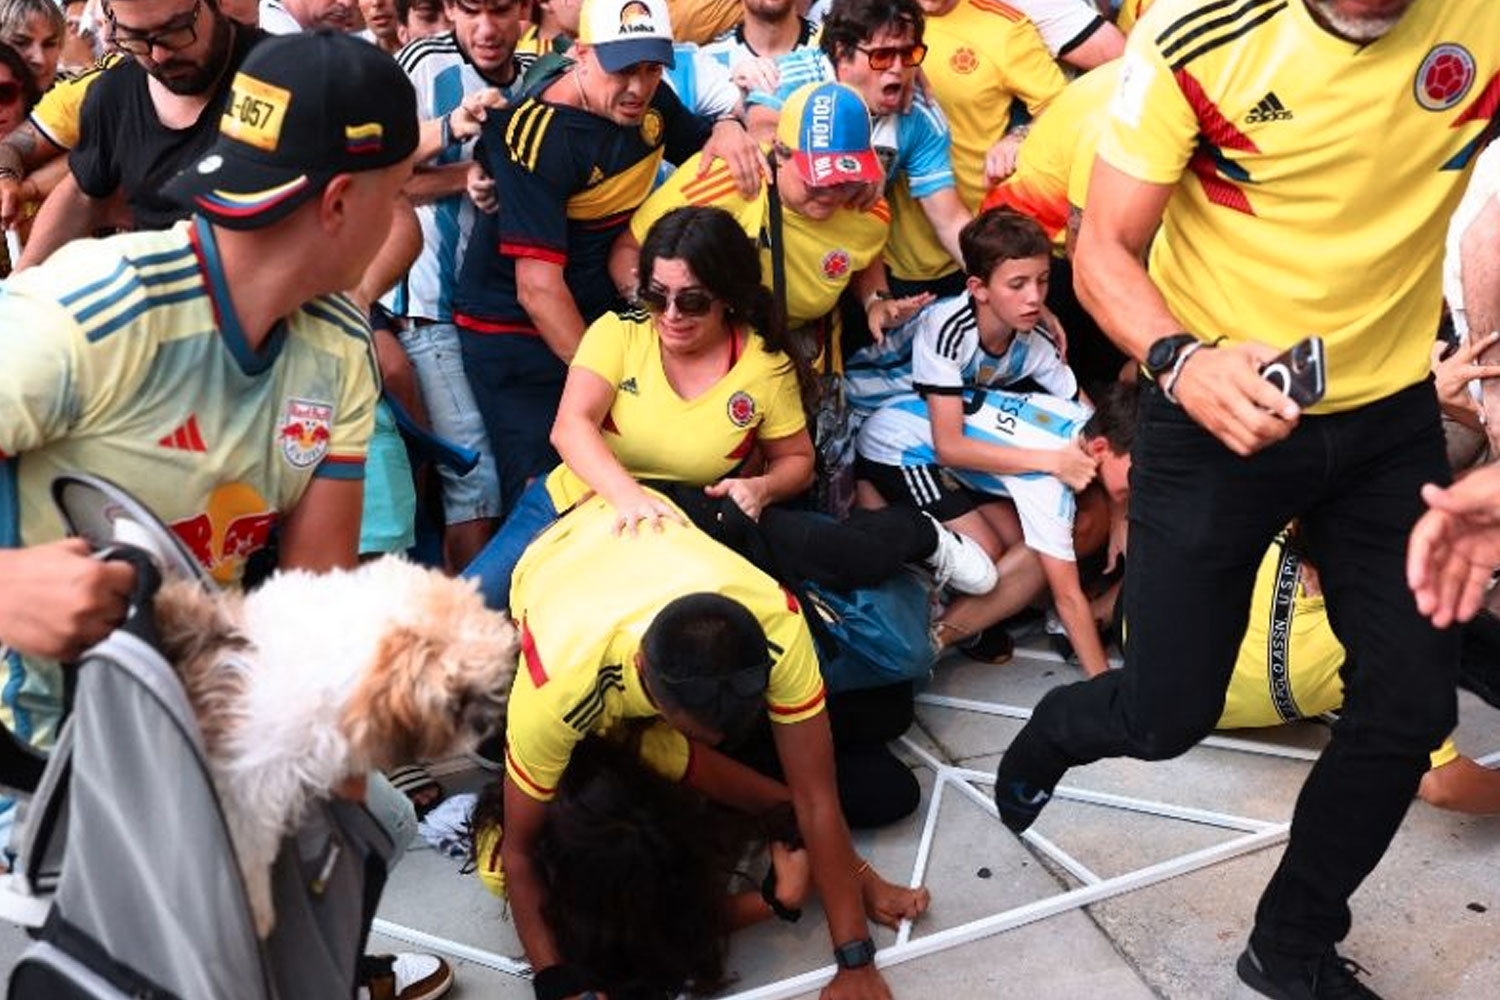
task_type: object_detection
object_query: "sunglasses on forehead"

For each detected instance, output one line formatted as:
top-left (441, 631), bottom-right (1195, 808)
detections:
top-left (654, 659), bottom-right (771, 709)
top-left (638, 284), bottom-right (718, 318)
top-left (0, 80), bottom-right (21, 104)
top-left (855, 43), bottom-right (927, 70)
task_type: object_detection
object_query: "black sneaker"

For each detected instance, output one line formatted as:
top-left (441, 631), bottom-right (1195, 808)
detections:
top-left (1236, 944), bottom-right (1382, 999)
top-left (958, 624), bottom-right (1014, 664)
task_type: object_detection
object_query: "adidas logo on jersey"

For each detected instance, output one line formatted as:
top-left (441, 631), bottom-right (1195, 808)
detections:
top-left (158, 414), bottom-right (207, 453)
top-left (1245, 92), bottom-right (1293, 123)
top-left (619, 377), bottom-right (639, 394)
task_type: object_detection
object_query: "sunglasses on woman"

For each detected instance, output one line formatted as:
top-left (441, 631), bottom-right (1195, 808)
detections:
top-left (639, 284), bottom-right (718, 318)
top-left (855, 43), bottom-right (927, 71)
top-left (0, 80), bottom-right (21, 104)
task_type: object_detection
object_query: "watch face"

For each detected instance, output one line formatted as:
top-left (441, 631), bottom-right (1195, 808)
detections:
top-left (1148, 335), bottom-right (1193, 376)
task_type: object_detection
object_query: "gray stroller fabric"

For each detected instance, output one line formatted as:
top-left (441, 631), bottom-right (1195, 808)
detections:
top-left (7, 609), bottom-right (394, 1000)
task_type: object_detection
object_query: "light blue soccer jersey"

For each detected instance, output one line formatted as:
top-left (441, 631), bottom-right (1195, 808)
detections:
top-left (844, 293), bottom-right (1076, 415)
top-left (665, 42), bottom-right (740, 118)
top-left (857, 389), bottom-right (1090, 561)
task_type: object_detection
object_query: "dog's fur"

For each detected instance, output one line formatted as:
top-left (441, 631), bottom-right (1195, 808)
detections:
top-left (153, 557), bottom-right (519, 938)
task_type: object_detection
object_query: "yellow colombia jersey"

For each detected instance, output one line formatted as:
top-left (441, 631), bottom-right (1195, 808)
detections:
top-left (29, 54), bottom-right (125, 150)
top-left (986, 60), bottom-right (1120, 254)
top-left (1114, 0), bottom-right (1153, 36)
top-left (1220, 536), bottom-right (1457, 770)
top-left (505, 492), bottom-right (827, 802)
top-left (633, 151), bottom-right (889, 331)
top-left (1102, 0), bottom-right (1500, 412)
top-left (543, 306), bottom-right (807, 509)
top-left (889, 0), bottom-right (1065, 280)
top-left (0, 219), bottom-right (379, 745)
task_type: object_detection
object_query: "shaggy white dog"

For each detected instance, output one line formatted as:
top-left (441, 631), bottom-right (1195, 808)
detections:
top-left (153, 557), bottom-right (518, 937)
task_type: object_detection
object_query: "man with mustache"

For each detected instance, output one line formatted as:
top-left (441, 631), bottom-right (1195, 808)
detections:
top-left (992, 1), bottom-right (1500, 997)
top-left (14, 0), bottom-right (265, 265)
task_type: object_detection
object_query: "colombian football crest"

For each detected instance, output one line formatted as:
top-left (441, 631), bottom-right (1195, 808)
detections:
top-left (821, 248), bottom-right (851, 279)
top-left (278, 397), bottom-right (334, 469)
top-left (727, 391), bottom-right (757, 428)
top-left (1414, 43), bottom-right (1476, 112)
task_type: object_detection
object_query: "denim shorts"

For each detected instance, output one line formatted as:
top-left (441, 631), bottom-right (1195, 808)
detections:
top-left (397, 321), bottom-right (501, 523)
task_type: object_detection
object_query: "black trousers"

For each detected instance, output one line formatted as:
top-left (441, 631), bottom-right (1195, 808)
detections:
top-left (1003, 379), bottom-right (1458, 958)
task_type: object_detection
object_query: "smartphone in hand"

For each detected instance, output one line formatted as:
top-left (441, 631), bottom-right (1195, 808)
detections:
top-left (1260, 336), bottom-right (1326, 408)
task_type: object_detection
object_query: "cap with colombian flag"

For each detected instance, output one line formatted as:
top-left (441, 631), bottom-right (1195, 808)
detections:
top-left (165, 31), bottom-right (419, 231)
top-left (776, 81), bottom-right (883, 188)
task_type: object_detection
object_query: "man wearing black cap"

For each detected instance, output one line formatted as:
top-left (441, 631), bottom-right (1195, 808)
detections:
top-left (0, 10), bottom-right (415, 924)
top-left (14, 0), bottom-right (267, 267)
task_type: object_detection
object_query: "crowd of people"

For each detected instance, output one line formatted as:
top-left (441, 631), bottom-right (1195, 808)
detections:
top-left (1, 0), bottom-right (1498, 999)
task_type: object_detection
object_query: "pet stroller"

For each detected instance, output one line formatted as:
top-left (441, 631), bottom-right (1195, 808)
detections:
top-left (0, 474), bottom-right (395, 999)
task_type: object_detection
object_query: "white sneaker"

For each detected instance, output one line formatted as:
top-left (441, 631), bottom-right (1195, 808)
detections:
top-left (922, 514), bottom-right (998, 595)
top-left (358, 952), bottom-right (454, 1000)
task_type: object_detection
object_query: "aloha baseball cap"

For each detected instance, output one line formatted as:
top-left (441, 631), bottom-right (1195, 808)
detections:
top-left (165, 31), bottom-right (419, 231)
top-left (577, 0), bottom-right (675, 73)
top-left (776, 81), bottom-right (883, 188)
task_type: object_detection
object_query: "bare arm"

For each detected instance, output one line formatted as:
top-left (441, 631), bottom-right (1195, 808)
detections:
top-left (916, 186), bottom-right (972, 270)
top-left (0, 122), bottom-right (64, 229)
top-left (498, 776), bottom-right (566, 971)
top-left (402, 162), bottom-right (474, 206)
top-left (607, 229), bottom-right (641, 300)
top-left (15, 172), bottom-right (106, 269)
top-left (1039, 552), bottom-right (1109, 677)
top-left (1458, 195), bottom-right (1500, 450)
top-left (680, 740), bottom-right (793, 813)
top-left (1059, 22), bottom-right (1125, 72)
top-left (1076, 157), bottom-right (1296, 455)
top-left (516, 256), bottom-right (587, 363)
top-left (349, 196), bottom-right (422, 313)
top-left (1418, 755), bottom-right (1500, 814)
top-left (704, 429), bottom-right (815, 519)
top-left (0, 540), bottom-right (136, 661)
top-left (277, 477), bottom-right (362, 572)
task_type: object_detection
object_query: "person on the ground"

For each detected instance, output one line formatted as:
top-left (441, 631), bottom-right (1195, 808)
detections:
top-left (501, 491), bottom-right (930, 1000)
top-left (1224, 531), bottom-right (1500, 815)
top-left (993, 3), bottom-right (1500, 997)
top-left (15, 0), bottom-right (266, 266)
top-left (452, 0), bottom-right (762, 522)
top-left (0, 0), bottom-right (62, 92)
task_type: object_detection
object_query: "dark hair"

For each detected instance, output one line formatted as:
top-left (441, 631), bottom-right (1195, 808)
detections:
top-left (959, 208), bottom-right (1052, 281)
top-left (398, 0), bottom-right (445, 22)
top-left (637, 205), bottom-right (817, 410)
top-left (641, 592), bottom-right (769, 744)
top-left (468, 738), bottom-right (747, 997)
top-left (1082, 379), bottom-right (1140, 454)
top-left (820, 0), bottom-right (924, 64)
top-left (0, 41), bottom-right (38, 113)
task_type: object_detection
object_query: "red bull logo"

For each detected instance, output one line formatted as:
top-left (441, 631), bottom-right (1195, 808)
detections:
top-left (278, 396), bottom-right (334, 469)
top-left (170, 482), bottom-right (278, 586)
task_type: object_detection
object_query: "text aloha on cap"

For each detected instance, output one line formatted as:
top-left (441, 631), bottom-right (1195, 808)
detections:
top-left (577, 0), bottom-right (675, 73)
top-left (776, 81), bottom-right (883, 188)
top-left (165, 31), bottom-right (419, 231)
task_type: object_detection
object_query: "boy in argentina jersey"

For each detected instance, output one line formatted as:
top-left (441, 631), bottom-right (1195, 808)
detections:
top-left (845, 209), bottom-right (1077, 418)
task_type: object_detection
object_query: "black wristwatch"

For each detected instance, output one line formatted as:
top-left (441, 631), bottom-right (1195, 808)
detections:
top-left (834, 937), bottom-right (877, 970)
top-left (1143, 333), bottom-right (1198, 381)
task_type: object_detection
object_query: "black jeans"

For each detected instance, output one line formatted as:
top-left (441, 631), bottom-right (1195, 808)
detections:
top-left (1004, 379), bottom-right (1458, 958)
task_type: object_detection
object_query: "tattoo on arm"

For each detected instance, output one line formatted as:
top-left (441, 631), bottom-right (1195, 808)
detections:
top-left (0, 123), bottom-right (44, 176)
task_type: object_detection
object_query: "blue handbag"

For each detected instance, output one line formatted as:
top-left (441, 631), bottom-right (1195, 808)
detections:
top-left (802, 570), bottom-right (938, 694)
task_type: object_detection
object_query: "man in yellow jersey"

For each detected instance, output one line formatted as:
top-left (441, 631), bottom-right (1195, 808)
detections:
top-left (894, 0), bottom-right (1063, 290)
top-left (992, 2), bottom-right (1500, 997)
top-left (982, 59), bottom-right (1125, 390)
top-left (500, 492), bottom-right (929, 1000)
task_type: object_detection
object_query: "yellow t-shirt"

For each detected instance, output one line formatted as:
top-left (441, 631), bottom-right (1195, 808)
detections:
top-left (28, 54), bottom-right (124, 150)
top-left (985, 60), bottom-right (1120, 253)
top-left (1219, 536), bottom-right (1456, 770)
top-left (504, 492), bottom-right (827, 802)
top-left (1100, 0), bottom-right (1500, 412)
top-left (667, 0), bottom-right (740, 45)
top-left (887, 0), bottom-right (1065, 280)
top-left (1114, 0), bottom-right (1153, 36)
top-left (631, 152), bottom-right (889, 331)
top-left (543, 306), bottom-right (807, 509)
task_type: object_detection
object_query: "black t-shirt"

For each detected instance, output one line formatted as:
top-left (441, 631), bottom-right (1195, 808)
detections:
top-left (69, 25), bottom-right (266, 231)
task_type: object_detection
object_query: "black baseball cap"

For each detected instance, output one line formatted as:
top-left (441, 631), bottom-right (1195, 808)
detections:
top-left (166, 31), bottom-right (419, 231)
